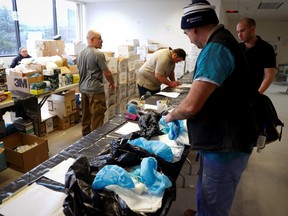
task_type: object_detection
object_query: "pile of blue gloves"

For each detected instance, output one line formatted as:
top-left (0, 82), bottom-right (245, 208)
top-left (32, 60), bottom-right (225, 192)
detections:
top-left (159, 116), bottom-right (185, 140)
top-left (92, 157), bottom-right (172, 196)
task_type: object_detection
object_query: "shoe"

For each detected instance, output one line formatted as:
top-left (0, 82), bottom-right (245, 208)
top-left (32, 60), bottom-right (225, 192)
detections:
top-left (184, 209), bottom-right (197, 216)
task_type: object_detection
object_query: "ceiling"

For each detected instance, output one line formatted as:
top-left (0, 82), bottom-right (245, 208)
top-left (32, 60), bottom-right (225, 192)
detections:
top-left (74, 0), bottom-right (288, 22)
top-left (222, 0), bottom-right (288, 21)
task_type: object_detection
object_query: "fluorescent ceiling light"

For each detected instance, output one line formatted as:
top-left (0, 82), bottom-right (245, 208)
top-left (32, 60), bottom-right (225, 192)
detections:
top-left (258, 2), bottom-right (284, 9)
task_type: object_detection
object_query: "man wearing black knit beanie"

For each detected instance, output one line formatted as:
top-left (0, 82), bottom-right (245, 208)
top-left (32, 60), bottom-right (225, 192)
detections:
top-left (164, 1), bottom-right (257, 215)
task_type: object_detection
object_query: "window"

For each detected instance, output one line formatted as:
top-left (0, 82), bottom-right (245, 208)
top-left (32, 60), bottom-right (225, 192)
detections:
top-left (0, 0), bottom-right (17, 55)
top-left (57, 0), bottom-right (77, 43)
top-left (17, 0), bottom-right (54, 46)
top-left (0, 0), bottom-right (80, 57)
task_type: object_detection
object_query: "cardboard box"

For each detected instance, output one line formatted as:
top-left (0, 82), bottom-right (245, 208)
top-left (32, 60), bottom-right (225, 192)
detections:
top-left (125, 39), bottom-right (140, 47)
top-left (58, 113), bottom-right (76, 130)
top-left (106, 94), bottom-right (117, 107)
top-left (73, 74), bottom-right (79, 84)
top-left (39, 121), bottom-right (46, 137)
top-left (118, 45), bottom-right (136, 58)
top-left (127, 81), bottom-right (136, 97)
top-left (45, 117), bottom-right (54, 133)
top-left (30, 89), bottom-right (44, 95)
top-left (117, 84), bottom-right (127, 100)
top-left (59, 66), bottom-right (71, 74)
top-left (106, 57), bottom-right (118, 74)
top-left (1, 132), bottom-right (49, 173)
top-left (48, 90), bottom-right (76, 116)
top-left (52, 116), bottom-right (58, 130)
top-left (39, 116), bottom-right (58, 136)
top-left (68, 65), bottom-right (79, 74)
top-left (49, 90), bottom-right (76, 103)
top-left (105, 104), bottom-right (117, 120)
top-left (6, 72), bottom-right (44, 94)
top-left (136, 46), bottom-right (148, 61)
top-left (31, 40), bottom-right (65, 57)
top-left (127, 69), bottom-right (136, 82)
top-left (116, 97), bottom-right (128, 114)
top-left (118, 57), bottom-right (128, 73)
top-left (103, 52), bottom-right (115, 58)
top-left (127, 54), bottom-right (140, 71)
top-left (48, 100), bottom-right (76, 117)
top-left (117, 71), bottom-right (127, 85)
top-left (148, 43), bottom-right (159, 53)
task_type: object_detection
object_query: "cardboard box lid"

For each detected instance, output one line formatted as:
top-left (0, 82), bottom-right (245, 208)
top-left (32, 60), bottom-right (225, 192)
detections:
top-left (49, 90), bottom-right (76, 102)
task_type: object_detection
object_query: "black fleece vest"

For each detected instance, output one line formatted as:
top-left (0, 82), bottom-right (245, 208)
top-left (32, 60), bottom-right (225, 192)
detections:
top-left (187, 26), bottom-right (258, 153)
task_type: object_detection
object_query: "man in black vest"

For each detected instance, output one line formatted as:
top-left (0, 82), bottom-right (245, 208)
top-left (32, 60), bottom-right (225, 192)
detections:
top-left (164, 1), bottom-right (257, 215)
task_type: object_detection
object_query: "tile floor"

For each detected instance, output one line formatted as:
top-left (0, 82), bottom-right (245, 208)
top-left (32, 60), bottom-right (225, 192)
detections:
top-left (0, 83), bottom-right (287, 216)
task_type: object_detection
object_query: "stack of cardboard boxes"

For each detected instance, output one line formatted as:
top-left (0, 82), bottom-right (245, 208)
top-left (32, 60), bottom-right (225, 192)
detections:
top-left (103, 45), bottom-right (142, 123)
top-left (48, 90), bottom-right (77, 130)
top-left (27, 40), bottom-right (65, 57)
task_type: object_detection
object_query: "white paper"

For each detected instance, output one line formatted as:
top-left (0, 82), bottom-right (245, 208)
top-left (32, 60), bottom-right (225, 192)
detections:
top-left (44, 158), bottom-right (75, 184)
top-left (177, 83), bottom-right (192, 88)
top-left (106, 185), bottom-right (162, 213)
top-left (156, 91), bottom-right (180, 98)
top-left (114, 122), bottom-right (141, 135)
top-left (144, 104), bottom-right (157, 110)
top-left (0, 183), bottom-right (66, 216)
top-left (151, 134), bottom-right (185, 163)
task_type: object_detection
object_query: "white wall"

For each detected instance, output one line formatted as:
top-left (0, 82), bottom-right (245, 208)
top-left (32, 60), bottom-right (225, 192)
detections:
top-left (7, 1), bottom-right (288, 67)
top-left (83, 0), bottom-right (224, 57)
top-left (83, 0), bottom-right (288, 64)
top-left (227, 20), bottom-right (288, 65)
top-left (1, 0), bottom-right (226, 66)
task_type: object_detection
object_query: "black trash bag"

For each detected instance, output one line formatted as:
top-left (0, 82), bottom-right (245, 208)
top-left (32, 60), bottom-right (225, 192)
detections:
top-left (12, 91), bottom-right (39, 121)
top-left (85, 133), bottom-right (142, 169)
top-left (63, 156), bottom-right (143, 216)
top-left (106, 132), bottom-right (188, 182)
top-left (93, 132), bottom-right (148, 168)
top-left (137, 111), bottom-right (164, 139)
top-left (89, 139), bottom-right (178, 216)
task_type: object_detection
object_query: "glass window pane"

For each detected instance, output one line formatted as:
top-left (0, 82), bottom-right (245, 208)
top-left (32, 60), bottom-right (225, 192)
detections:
top-left (0, 0), bottom-right (17, 55)
top-left (57, 0), bottom-right (77, 43)
top-left (17, 0), bottom-right (54, 47)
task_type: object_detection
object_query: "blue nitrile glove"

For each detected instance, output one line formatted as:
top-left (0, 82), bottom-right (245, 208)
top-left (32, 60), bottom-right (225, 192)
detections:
top-left (92, 165), bottom-right (135, 190)
top-left (140, 157), bottom-right (172, 196)
top-left (128, 137), bottom-right (174, 162)
top-left (160, 116), bottom-right (184, 140)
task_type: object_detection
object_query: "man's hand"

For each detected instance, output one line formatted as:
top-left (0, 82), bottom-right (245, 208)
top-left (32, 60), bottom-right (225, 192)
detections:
top-left (169, 81), bottom-right (181, 88)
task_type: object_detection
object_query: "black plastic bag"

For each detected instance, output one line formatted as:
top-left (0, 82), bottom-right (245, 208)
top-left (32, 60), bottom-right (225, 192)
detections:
top-left (137, 111), bottom-right (164, 139)
top-left (251, 93), bottom-right (284, 144)
top-left (63, 156), bottom-right (143, 216)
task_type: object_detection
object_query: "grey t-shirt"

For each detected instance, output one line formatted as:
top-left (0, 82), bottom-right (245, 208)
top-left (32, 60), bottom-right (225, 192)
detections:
top-left (77, 46), bottom-right (108, 94)
top-left (136, 49), bottom-right (175, 90)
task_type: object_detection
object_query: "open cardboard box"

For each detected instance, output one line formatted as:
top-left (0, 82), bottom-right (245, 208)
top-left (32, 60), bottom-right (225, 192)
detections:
top-left (0, 132), bottom-right (49, 173)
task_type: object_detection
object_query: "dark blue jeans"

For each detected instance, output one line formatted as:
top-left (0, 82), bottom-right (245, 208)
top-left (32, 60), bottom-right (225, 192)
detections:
top-left (137, 85), bottom-right (160, 97)
top-left (196, 154), bottom-right (250, 216)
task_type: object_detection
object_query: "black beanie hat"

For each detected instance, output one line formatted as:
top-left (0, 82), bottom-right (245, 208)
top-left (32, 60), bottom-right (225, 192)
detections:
top-left (181, 0), bottom-right (219, 30)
